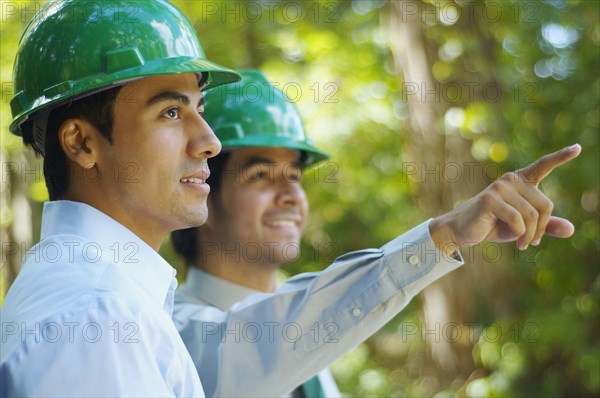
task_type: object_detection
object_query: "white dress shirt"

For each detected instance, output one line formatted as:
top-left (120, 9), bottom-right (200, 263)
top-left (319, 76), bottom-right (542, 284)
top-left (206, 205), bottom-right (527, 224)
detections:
top-left (1, 201), bottom-right (203, 397)
top-left (175, 268), bottom-right (341, 397)
top-left (173, 219), bottom-right (463, 397)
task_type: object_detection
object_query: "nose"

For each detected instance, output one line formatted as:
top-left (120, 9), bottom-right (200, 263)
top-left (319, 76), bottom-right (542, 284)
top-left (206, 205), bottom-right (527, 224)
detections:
top-left (187, 115), bottom-right (222, 159)
top-left (275, 179), bottom-right (306, 208)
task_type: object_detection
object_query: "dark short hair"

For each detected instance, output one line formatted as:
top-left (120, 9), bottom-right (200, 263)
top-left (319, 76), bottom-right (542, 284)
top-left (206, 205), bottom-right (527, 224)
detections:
top-left (171, 152), bottom-right (231, 267)
top-left (21, 87), bottom-right (122, 200)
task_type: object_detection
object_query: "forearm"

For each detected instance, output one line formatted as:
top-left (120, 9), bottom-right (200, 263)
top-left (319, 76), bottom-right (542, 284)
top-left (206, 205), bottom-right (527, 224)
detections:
top-left (175, 220), bottom-right (463, 397)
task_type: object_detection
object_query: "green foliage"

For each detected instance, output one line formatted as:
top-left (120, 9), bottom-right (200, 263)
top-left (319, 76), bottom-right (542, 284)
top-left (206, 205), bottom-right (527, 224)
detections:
top-left (1, 0), bottom-right (598, 396)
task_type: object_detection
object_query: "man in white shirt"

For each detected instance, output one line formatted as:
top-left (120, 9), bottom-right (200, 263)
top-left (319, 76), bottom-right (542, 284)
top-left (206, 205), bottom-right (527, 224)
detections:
top-left (1, 1), bottom-right (240, 396)
top-left (171, 70), bottom-right (581, 397)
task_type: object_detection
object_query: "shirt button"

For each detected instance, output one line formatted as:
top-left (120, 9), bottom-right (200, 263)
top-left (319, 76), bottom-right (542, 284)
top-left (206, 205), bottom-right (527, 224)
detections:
top-left (409, 255), bottom-right (420, 266)
top-left (352, 307), bottom-right (362, 317)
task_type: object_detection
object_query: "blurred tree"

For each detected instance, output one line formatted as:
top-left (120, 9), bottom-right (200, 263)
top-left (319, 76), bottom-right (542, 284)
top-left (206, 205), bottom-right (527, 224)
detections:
top-left (1, 0), bottom-right (598, 396)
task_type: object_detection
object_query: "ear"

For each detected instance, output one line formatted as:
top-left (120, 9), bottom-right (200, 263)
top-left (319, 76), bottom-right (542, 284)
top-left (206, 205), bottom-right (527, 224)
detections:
top-left (58, 118), bottom-right (101, 169)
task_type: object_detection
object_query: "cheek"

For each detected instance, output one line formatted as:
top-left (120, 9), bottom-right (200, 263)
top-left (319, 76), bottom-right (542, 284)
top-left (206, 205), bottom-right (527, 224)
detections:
top-left (220, 180), bottom-right (277, 220)
top-left (298, 189), bottom-right (309, 211)
top-left (125, 137), bottom-right (181, 176)
top-left (237, 192), bottom-right (266, 217)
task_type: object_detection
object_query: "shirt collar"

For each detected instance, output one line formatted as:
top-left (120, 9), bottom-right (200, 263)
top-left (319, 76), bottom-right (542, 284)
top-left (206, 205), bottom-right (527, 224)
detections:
top-left (41, 200), bottom-right (177, 313)
top-left (181, 267), bottom-right (261, 310)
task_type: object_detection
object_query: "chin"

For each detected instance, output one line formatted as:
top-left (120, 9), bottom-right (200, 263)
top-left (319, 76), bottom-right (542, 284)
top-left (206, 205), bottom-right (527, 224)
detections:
top-left (277, 243), bottom-right (301, 262)
top-left (172, 206), bottom-right (208, 229)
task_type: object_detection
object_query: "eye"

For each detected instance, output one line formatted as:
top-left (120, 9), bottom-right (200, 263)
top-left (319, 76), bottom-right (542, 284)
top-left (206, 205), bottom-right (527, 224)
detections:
top-left (164, 107), bottom-right (180, 119)
top-left (287, 172), bottom-right (302, 182)
top-left (286, 167), bottom-right (302, 182)
top-left (244, 167), bottom-right (268, 182)
top-left (253, 170), bottom-right (267, 180)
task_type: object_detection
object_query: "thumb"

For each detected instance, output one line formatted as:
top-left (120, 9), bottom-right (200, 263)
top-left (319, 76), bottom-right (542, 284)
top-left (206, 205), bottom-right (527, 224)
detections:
top-left (545, 216), bottom-right (575, 238)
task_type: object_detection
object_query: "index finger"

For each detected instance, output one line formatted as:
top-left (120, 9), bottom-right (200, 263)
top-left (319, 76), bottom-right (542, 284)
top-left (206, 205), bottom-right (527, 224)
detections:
top-left (517, 144), bottom-right (581, 185)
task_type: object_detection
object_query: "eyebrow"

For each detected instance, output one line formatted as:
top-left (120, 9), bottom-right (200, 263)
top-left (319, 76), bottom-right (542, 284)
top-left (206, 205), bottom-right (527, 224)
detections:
top-left (145, 91), bottom-right (204, 108)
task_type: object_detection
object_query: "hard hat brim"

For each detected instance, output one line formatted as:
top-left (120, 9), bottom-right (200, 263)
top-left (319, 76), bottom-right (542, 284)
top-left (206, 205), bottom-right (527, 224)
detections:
top-left (10, 57), bottom-right (241, 136)
top-left (220, 135), bottom-right (330, 168)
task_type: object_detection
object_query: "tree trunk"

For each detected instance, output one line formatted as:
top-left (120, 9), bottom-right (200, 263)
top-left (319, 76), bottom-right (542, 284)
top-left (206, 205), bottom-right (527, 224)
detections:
top-left (385, 0), bottom-right (504, 385)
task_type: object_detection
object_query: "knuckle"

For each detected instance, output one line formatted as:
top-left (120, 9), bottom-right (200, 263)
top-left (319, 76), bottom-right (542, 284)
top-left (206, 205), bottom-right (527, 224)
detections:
top-left (508, 211), bottom-right (523, 226)
top-left (479, 191), bottom-right (495, 206)
top-left (541, 198), bottom-right (554, 214)
top-left (513, 221), bottom-right (527, 236)
top-left (524, 207), bottom-right (539, 222)
top-left (490, 179), bottom-right (508, 194)
top-left (500, 172), bottom-right (518, 183)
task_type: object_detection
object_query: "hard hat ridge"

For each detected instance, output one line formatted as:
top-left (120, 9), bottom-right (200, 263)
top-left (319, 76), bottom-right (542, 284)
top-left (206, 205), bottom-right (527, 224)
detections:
top-left (203, 69), bottom-right (329, 167)
top-left (10, 0), bottom-right (240, 142)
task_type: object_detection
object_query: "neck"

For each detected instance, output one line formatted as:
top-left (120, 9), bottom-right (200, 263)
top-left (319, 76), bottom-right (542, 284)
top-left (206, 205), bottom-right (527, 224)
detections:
top-left (200, 257), bottom-right (280, 293)
top-left (62, 190), bottom-right (165, 251)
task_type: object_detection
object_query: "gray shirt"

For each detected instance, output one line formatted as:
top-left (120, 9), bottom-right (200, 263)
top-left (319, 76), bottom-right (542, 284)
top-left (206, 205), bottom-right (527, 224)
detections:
top-left (173, 219), bottom-right (463, 397)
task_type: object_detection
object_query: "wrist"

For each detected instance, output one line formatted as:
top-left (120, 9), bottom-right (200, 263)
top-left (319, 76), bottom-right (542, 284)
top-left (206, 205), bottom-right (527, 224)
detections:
top-left (429, 216), bottom-right (459, 256)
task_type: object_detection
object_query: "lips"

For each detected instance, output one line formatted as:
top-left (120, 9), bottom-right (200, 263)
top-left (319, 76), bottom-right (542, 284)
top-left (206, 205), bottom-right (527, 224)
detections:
top-left (180, 166), bottom-right (210, 184)
top-left (180, 177), bottom-right (205, 184)
top-left (264, 213), bottom-right (303, 228)
top-left (266, 220), bottom-right (297, 228)
top-left (180, 166), bottom-right (210, 192)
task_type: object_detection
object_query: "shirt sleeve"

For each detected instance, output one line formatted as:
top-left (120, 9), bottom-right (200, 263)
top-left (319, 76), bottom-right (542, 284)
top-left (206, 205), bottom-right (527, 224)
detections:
top-left (174, 219), bottom-right (463, 397)
top-left (1, 295), bottom-right (202, 398)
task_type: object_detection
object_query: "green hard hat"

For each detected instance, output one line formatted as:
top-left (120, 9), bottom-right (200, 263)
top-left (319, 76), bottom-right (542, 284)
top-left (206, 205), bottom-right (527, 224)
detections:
top-left (203, 69), bottom-right (329, 167)
top-left (10, 0), bottom-right (240, 139)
